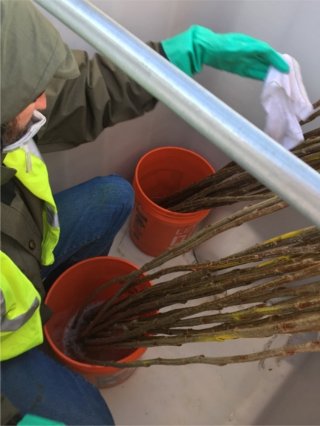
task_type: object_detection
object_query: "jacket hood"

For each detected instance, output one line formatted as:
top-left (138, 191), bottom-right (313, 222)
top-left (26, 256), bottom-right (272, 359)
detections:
top-left (1, 0), bottom-right (80, 125)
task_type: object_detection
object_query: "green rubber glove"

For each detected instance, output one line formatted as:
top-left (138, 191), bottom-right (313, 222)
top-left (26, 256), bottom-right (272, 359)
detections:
top-left (18, 414), bottom-right (65, 425)
top-left (161, 25), bottom-right (289, 80)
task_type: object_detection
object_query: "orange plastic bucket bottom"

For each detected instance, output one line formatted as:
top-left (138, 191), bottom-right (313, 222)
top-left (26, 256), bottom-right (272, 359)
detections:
top-left (130, 146), bottom-right (215, 256)
top-left (44, 256), bottom-right (150, 388)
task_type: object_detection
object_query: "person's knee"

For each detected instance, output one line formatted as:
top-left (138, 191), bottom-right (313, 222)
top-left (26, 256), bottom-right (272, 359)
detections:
top-left (94, 175), bottom-right (134, 212)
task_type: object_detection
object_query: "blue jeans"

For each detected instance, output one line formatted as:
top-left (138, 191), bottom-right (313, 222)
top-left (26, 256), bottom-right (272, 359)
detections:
top-left (2, 349), bottom-right (114, 425)
top-left (2, 175), bottom-right (134, 425)
top-left (42, 175), bottom-right (134, 284)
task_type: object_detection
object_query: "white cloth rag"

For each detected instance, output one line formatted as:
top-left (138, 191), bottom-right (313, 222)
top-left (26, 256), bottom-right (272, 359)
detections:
top-left (261, 53), bottom-right (314, 150)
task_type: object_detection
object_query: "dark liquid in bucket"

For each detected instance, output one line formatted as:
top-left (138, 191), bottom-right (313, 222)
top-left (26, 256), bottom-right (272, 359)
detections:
top-left (63, 302), bottom-right (135, 363)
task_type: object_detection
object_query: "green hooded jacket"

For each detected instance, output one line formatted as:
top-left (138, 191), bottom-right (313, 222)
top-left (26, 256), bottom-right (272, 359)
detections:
top-left (1, 0), bottom-right (161, 297)
top-left (1, 0), bottom-right (163, 422)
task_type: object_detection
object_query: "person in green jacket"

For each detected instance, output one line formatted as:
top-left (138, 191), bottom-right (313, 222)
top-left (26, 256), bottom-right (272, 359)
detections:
top-left (0, 0), bottom-right (289, 424)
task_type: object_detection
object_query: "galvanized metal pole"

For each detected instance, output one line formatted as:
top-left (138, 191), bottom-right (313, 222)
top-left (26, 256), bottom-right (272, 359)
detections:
top-left (35, 0), bottom-right (320, 227)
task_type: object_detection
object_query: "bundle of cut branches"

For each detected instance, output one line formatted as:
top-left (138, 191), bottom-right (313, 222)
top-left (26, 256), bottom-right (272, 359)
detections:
top-left (65, 101), bottom-right (320, 368)
top-left (159, 100), bottom-right (320, 212)
top-left (69, 226), bottom-right (320, 368)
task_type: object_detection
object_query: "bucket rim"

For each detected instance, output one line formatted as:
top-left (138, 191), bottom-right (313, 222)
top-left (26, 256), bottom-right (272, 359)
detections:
top-left (134, 146), bottom-right (215, 220)
top-left (45, 255), bottom-right (141, 299)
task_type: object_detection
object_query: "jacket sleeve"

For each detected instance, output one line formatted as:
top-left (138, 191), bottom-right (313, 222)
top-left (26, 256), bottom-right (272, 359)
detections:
top-left (37, 42), bottom-right (164, 152)
top-left (1, 394), bottom-right (22, 425)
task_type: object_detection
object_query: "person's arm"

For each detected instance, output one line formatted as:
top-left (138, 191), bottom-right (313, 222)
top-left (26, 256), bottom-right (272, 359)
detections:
top-left (37, 42), bottom-right (162, 153)
top-left (37, 26), bottom-right (288, 153)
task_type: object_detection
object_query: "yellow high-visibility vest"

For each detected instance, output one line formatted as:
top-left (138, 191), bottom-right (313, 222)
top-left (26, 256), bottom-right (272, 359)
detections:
top-left (1, 113), bottom-right (59, 359)
top-left (0, 251), bottom-right (43, 360)
top-left (3, 138), bottom-right (60, 266)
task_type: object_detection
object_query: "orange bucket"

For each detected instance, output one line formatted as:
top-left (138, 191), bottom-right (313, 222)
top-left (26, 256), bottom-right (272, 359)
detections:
top-left (129, 146), bottom-right (215, 256)
top-left (44, 256), bottom-right (150, 388)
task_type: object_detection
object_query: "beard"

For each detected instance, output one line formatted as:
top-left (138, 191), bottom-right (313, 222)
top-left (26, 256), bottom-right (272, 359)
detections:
top-left (1, 117), bottom-right (30, 148)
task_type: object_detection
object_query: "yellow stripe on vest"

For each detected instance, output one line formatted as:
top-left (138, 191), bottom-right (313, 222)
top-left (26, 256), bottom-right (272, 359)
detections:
top-left (0, 251), bottom-right (43, 360)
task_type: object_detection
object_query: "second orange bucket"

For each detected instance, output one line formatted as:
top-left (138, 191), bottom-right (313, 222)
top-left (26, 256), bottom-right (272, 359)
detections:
top-left (44, 256), bottom-right (151, 388)
top-left (129, 146), bottom-right (215, 256)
